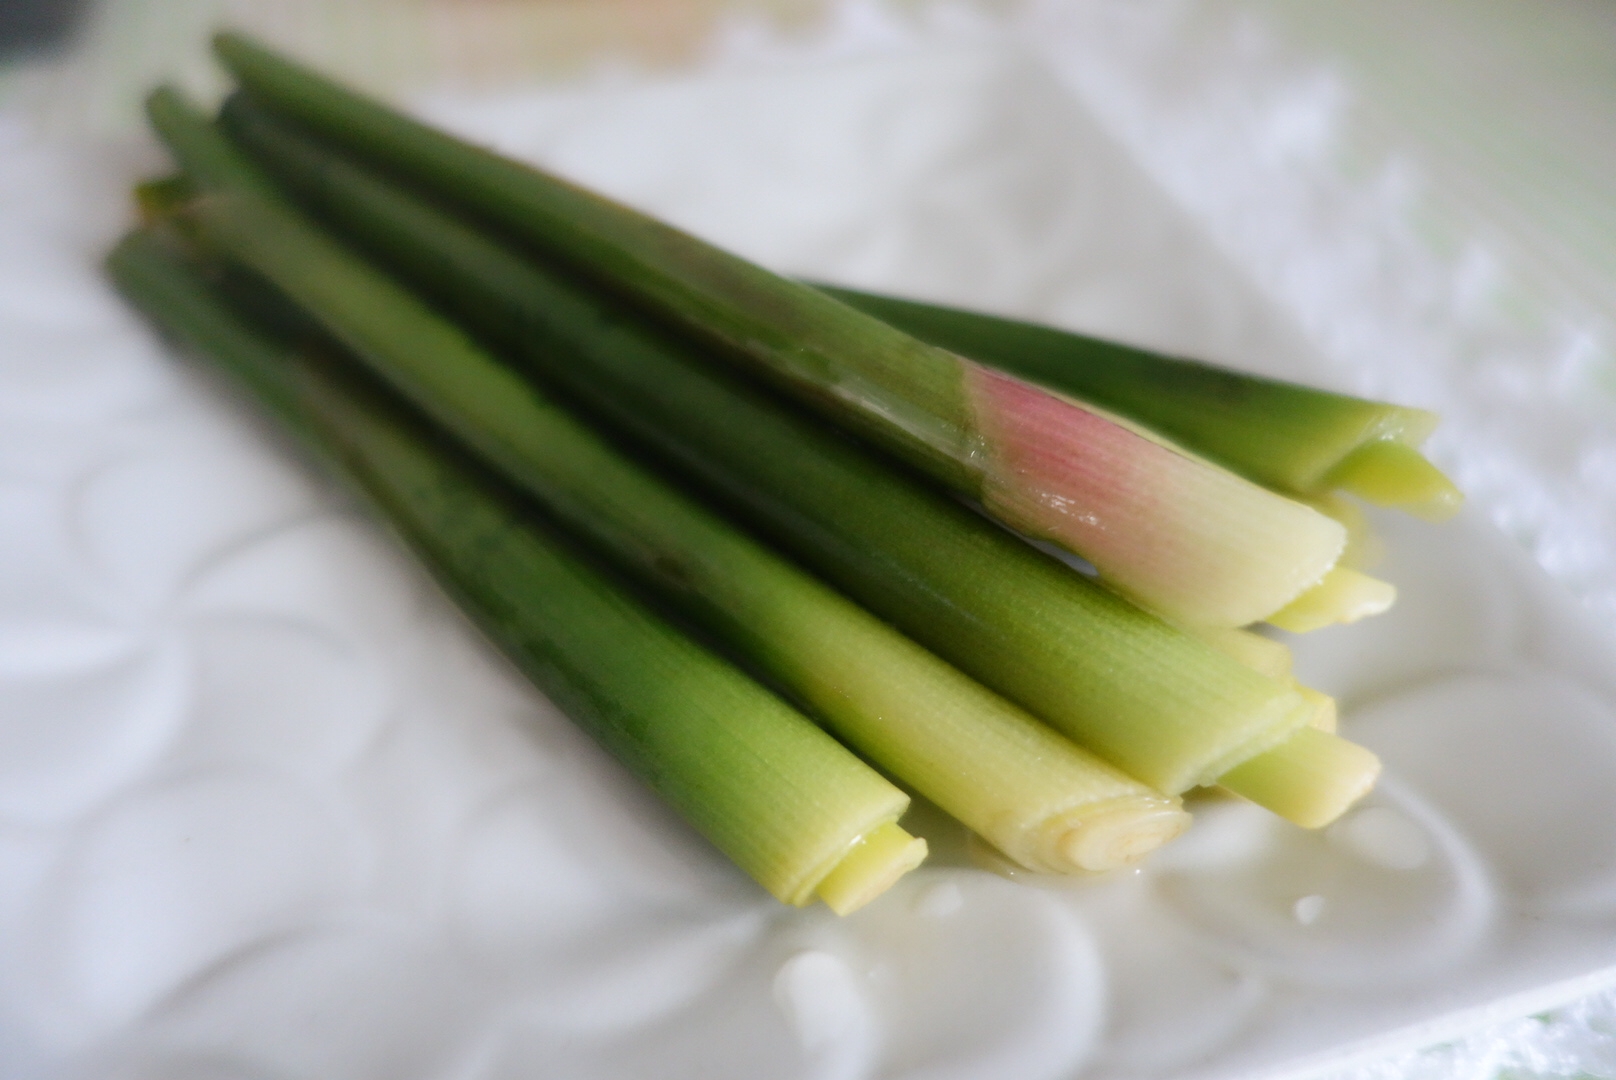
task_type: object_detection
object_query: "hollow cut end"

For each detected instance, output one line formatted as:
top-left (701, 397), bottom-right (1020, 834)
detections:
top-left (813, 822), bottom-right (927, 916)
top-left (1267, 565), bottom-right (1397, 633)
top-left (1055, 801), bottom-right (1194, 873)
top-left (1217, 726), bottom-right (1381, 829)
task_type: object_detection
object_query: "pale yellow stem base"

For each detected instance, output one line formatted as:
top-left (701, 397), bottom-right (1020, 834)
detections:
top-left (813, 822), bottom-right (927, 915)
top-left (1217, 727), bottom-right (1381, 829)
top-left (1328, 440), bottom-right (1463, 522)
top-left (1268, 566), bottom-right (1397, 633)
top-left (1054, 800), bottom-right (1193, 872)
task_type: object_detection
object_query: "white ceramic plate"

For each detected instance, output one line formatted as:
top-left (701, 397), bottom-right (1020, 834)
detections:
top-left (5, 28), bottom-right (1616, 1080)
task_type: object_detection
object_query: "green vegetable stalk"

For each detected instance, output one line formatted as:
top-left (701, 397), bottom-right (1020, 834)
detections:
top-left (206, 87), bottom-right (1363, 812)
top-left (819, 285), bottom-right (1462, 522)
top-left (145, 90), bottom-right (1197, 873)
top-left (210, 30), bottom-right (1392, 633)
top-left (107, 227), bottom-right (927, 913)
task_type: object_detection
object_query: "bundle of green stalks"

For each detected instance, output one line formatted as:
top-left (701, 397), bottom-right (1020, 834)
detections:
top-left (107, 34), bottom-right (1444, 911)
top-left (206, 32), bottom-right (1444, 635)
top-left (108, 230), bottom-right (929, 915)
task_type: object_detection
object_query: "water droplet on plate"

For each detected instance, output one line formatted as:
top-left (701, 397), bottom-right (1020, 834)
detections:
top-left (1293, 894), bottom-right (1326, 925)
top-left (772, 950), bottom-right (866, 1052)
top-left (913, 881), bottom-right (963, 917)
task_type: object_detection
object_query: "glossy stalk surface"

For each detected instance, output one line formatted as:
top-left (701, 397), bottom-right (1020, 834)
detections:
top-left (210, 92), bottom-right (1319, 794)
top-left (212, 32), bottom-right (1367, 630)
top-left (147, 96), bottom-right (1193, 873)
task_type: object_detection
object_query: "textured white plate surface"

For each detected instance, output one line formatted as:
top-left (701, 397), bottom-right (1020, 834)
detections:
top-left (6, 9), bottom-right (1616, 1080)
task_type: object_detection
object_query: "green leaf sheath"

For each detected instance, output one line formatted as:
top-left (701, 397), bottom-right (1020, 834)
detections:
top-left (105, 229), bottom-right (914, 909)
top-left (818, 284), bottom-right (1444, 498)
top-left (211, 96), bottom-right (1313, 795)
top-left (146, 94), bottom-right (1189, 874)
top-left (212, 31), bottom-right (983, 494)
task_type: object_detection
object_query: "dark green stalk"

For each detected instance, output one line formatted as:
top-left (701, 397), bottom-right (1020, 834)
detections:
top-left (212, 31), bottom-right (981, 492)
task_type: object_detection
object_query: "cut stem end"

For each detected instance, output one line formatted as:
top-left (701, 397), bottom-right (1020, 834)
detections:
top-left (1055, 801), bottom-right (1193, 872)
top-left (813, 822), bottom-right (927, 915)
top-left (1268, 566), bottom-right (1396, 633)
top-left (1217, 726), bottom-right (1381, 829)
top-left (1300, 684), bottom-right (1339, 734)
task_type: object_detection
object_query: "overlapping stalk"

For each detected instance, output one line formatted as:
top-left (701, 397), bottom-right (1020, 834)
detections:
top-left (143, 91), bottom-right (1196, 873)
top-left (209, 31), bottom-right (1391, 633)
top-left (201, 87), bottom-right (1374, 812)
top-left (107, 228), bottom-right (926, 913)
top-left (820, 285), bottom-right (1463, 522)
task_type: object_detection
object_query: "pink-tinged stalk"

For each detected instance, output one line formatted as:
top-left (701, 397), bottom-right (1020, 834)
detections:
top-left (966, 365), bottom-right (1348, 629)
